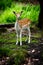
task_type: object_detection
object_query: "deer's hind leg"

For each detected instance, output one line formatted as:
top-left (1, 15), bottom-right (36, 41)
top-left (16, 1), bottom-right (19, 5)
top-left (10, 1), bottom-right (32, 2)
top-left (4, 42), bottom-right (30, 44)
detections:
top-left (20, 30), bottom-right (22, 46)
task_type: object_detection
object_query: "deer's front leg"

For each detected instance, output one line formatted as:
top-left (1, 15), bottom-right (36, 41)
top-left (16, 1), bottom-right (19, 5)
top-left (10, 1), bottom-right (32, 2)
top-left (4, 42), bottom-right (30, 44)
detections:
top-left (20, 30), bottom-right (22, 46)
top-left (28, 27), bottom-right (31, 43)
top-left (16, 33), bottom-right (18, 45)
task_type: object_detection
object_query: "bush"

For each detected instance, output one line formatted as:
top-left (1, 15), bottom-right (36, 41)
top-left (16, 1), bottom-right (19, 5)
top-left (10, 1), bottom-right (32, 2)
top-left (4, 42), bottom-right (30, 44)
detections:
top-left (0, 2), bottom-right (40, 24)
top-left (0, 8), bottom-right (16, 24)
top-left (0, 0), bottom-right (14, 10)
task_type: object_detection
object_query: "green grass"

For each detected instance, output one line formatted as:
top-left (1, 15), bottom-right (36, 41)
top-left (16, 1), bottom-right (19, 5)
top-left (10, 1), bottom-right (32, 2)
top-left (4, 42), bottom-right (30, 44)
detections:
top-left (0, 45), bottom-right (28, 65)
top-left (0, 30), bottom-right (41, 44)
top-left (0, 32), bottom-right (26, 43)
top-left (0, 42), bottom-right (28, 65)
top-left (0, 31), bottom-right (42, 65)
top-left (0, 2), bottom-right (40, 24)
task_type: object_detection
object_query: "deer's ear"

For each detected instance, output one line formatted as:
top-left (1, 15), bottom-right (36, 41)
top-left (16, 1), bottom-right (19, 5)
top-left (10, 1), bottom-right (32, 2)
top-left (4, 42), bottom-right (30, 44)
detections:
top-left (13, 11), bottom-right (16, 14)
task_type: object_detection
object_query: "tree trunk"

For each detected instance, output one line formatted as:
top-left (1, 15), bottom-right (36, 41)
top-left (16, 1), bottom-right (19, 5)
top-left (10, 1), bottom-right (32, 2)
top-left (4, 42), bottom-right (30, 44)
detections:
top-left (38, 0), bottom-right (43, 30)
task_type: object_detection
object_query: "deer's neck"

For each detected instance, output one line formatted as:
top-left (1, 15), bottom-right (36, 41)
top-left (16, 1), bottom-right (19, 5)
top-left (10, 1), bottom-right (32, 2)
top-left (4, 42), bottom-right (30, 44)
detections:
top-left (16, 18), bottom-right (19, 25)
top-left (16, 18), bottom-right (20, 23)
top-left (16, 17), bottom-right (21, 21)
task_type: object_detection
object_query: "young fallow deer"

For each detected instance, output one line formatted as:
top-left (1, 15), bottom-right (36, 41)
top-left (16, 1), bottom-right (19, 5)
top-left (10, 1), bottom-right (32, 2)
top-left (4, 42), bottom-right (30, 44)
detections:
top-left (13, 11), bottom-right (31, 46)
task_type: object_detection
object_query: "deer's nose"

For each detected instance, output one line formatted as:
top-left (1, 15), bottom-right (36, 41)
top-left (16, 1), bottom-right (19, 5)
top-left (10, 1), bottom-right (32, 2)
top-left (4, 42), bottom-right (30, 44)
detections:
top-left (17, 14), bottom-right (20, 17)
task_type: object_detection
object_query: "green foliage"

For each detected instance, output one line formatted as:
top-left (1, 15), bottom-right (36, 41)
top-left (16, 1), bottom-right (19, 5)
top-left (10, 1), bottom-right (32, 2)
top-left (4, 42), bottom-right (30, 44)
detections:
top-left (0, 0), bottom-right (14, 10)
top-left (21, 4), bottom-right (40, 24)
top-left (0, 2), bottom-right (40, 24)
top-left (0, 8), bottom-right (16, 24)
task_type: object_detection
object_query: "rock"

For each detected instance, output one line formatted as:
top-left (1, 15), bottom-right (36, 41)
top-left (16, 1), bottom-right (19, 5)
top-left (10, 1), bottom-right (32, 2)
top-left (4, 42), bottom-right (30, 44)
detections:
top-left (24, 64), bottom-right (26, 65)
top-left (6, 57), bottom-right (9, 60)
top-left (0, 61), bottom-right (2, 65)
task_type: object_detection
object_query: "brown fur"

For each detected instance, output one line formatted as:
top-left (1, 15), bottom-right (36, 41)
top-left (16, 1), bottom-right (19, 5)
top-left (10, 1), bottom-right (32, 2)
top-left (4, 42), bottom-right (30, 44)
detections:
top-left (18, 18), bottom-right (31, 28)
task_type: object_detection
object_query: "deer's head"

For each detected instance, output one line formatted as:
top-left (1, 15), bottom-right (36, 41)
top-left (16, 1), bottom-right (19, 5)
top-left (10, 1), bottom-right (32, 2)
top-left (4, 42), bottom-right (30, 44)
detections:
top-left (13, 11), bottom-right (23, 19)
